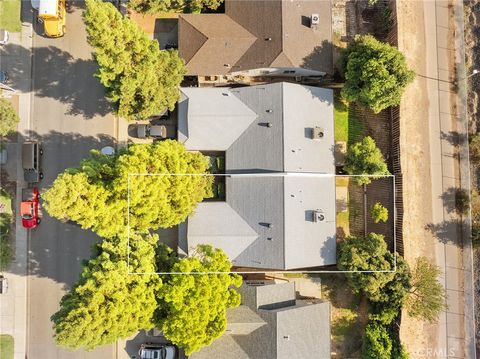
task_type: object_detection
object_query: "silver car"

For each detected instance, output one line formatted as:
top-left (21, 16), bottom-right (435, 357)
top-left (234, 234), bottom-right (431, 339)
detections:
top-left (138, 344), bottom-right (176, 359)
top-left (137, 124), bottom-right (167, 139)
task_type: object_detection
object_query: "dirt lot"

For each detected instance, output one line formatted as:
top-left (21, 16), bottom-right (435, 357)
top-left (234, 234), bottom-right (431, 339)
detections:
top-left (395, 0), bottom-right (441, 355)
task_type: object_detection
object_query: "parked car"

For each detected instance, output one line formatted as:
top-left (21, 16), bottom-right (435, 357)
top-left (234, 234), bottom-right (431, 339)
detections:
top-left (21, 187), bottom-right (40, 229)
top-left (22, 142), bottom-right (43, 183)
top-left (0, 29), bottom-right (9, 45)
top-left (138, 343), bottom-right (176, 359)
top-left (136, 124), bottom-right (168, 139)
top-left (0, 275), bottom-right (8, 294)
top-left (0, 70), bottom-right (8, 84)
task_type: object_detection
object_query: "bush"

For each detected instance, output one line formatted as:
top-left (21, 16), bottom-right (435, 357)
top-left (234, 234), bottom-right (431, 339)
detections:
top-left (0, 97), bottom-right (19, 136)
top-left (341, 35), bottom-right (415, 113)
top-left (370, 202), bottom-right (388, 223)
top-left (344, 136), bottom-right (390, 185)
top-left (469, 133), bottom-right (480, 164)
top-left (455, 188), bottom-right (470, 215)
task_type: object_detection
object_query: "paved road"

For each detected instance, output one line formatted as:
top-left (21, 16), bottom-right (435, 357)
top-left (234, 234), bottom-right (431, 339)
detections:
top-left (26, 3), bottom-right (117, 358)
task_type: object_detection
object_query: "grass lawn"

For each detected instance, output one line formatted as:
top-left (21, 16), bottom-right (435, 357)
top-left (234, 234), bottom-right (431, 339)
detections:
top-left (0, 0), bottom-right (21, 32)
top-left (0, 189), bottom-right (13, 270)
top-left (0, 335), bottom-right (14, 359)
top-left (334, 91), bottom-right (365, 144)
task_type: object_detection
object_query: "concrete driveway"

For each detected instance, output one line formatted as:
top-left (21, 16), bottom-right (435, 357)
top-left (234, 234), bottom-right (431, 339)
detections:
top-left (23, 2), bottom-right (117, 358)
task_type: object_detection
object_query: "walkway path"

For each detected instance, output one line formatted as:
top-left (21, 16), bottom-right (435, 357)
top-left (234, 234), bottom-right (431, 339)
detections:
top-left (0, 6), bottom-right (34, 359)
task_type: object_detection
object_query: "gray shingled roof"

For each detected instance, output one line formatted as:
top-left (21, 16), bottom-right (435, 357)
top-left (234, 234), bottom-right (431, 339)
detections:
top-left (178, 83), bottom-right (336, 270)
top-left (186, 174), bottom-right (336, 270)
top-left (190, 283), bottom-right (331, 359)
top-left (178, 0), bottom-right (333, 76)
top-left (178, 83), bottom-right (335, 173)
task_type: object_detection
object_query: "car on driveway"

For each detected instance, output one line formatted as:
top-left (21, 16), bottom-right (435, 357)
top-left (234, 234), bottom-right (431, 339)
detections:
top-left (21, 187), bottom-right (40, 229)
top-left (139, 343), bottom-right (176, 359)
top-left (0, 29), bottom-right (9, 45)
top-left (136, 124), bottom-right (168, 139)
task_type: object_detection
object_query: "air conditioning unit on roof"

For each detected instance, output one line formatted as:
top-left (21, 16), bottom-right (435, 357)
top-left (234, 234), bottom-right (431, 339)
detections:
top-left (311, 14), bottom-right (320, 26)
top-left (313, 210), bottom-right (325, 222)
top-left (312, 127), bottom-right (324, 139)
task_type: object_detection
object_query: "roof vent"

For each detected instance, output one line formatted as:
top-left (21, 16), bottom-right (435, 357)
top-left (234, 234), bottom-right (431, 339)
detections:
top-left (267, 122), bottom-right (273, 128)
top-left (311, 14), bottom-right (320, 27)
top-left (265, 37), bottom-right (272, 41)
top-left (312, 127), bottom-right (324, 139)
top-left (313, 210), bottom-right (325, 222)
top-left (266, 109), bottom-right (273, 113)
top-left (223, 63), bottom-right (231, 67)
top-left (283, 335), bottom-right (290, 340)
top-left (222, 92), bottom-right (230, 96)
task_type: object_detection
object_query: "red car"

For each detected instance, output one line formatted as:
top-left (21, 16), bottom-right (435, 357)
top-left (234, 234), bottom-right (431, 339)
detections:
top-left (21, 187), bottom-right (40, 229)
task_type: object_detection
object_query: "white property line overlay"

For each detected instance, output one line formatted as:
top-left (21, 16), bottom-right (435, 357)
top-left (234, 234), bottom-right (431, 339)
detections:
top-left (127, 173), bottom-right (397, 275)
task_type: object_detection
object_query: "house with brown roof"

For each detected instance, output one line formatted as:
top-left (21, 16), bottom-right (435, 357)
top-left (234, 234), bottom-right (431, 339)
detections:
top-left (178, 0), bottom-right (333, 84)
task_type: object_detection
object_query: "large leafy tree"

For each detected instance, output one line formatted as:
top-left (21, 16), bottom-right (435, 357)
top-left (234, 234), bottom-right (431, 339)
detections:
top-left (128, 0), bottom-right (223, 14)
top-left (43, 141), bottom-right (213, 238)
top-left (338, 233), bottom-right (396, 298)
top-left (51, 233), bottom-right (161, 350)
top-left (84, 0), bottom-right (185, 120)
top-left (362, 322), bottom-right (392, 359)
top-left (344, 136), bottom-right (390, 185)
top-left (405, 257), bottom-right (446, 322)
top-left (155, 245), bottom-right (242, 355)
top-left (0, 97), bottom-right (20, 136)
top-left (341, 35), bottom-right (415, 113)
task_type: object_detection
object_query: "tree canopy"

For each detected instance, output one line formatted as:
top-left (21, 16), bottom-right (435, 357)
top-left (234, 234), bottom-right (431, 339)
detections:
top-left (338, 233), bottom-right (396, 298)
top-left (0, 97), bottom-right (19, 136)
top-left (84, 0), bottom-right (185, 120)
top-left (405, 257), bottom-right (446, 322)
top-left (370, 202), bottom-right (389, 223)
top-left (155, 245), bottom-right (242, 355)
top-left (341, 35), bottom-right (415, 113)
top-left (344, 136), bottom-right (390, 185)
top-left (51, 233), bottom-right (161, 350)
top-left (128, 0), bottom-right (224, 14)
top-left (43, 141), bottom-right (213, 238)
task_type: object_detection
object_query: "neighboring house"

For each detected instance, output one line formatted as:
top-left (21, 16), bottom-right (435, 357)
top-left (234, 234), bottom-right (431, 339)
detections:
top-left (189, 282), bottom-right (331, 359)
top-left (176, 82), bottom-right (336, 270)
top-left (178, 0), bottom-right (333, 83)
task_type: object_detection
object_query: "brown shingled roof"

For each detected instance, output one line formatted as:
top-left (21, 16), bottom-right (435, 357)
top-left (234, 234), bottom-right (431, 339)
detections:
top-left (178, 0), bottom-right (333, 76)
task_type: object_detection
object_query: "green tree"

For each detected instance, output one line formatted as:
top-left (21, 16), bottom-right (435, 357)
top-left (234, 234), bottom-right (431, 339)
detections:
top-left (155, 245), bottom-right (242, 355)
top-left (341, 35), bottom-right (415, 113)
top-left (51, 233), bottom-right (161, 350)
top-left (368, 255), bottom-right (411, 306)
top-left (370, 202), bottom-right (389, 223)
top-left (405, 257), bottom-right (446, 322)
top-left (43, 141), bottom-right (213, 238)
top-left (128, 0), bottom-right (223, 14)
top-left (362, 322), bottom-right (392, 359)
top-left (344, 136), bottom-right (390, 185)
top-left (84, 0), bottom-right (185, 120)
top-left (469, 133), bottom-right (480, 164)
top-left (338, 233), bottom-right (395, 299)
top-left (0, 97), bottom-right (19, 136)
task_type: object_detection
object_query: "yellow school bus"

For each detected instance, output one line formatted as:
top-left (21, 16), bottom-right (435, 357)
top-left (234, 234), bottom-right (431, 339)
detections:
top-left (38, 0), bottom-right (66, 38)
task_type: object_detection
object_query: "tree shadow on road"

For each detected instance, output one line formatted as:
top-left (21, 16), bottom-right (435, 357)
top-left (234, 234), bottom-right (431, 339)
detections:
top-left (0, 44), bottom-right (111, 119)
top-left (425, 219), bottom-right (463, 246)
top-left (8, 131), bottom-right (115, 288)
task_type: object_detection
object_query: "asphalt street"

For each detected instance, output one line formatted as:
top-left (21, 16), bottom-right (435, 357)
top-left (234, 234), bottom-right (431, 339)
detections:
top-left (26, 2), bottom-right (117, 358)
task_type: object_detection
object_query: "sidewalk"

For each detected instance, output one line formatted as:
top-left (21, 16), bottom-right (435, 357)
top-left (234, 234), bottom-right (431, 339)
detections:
top-left (0, 7), bottom-right (34, 359)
